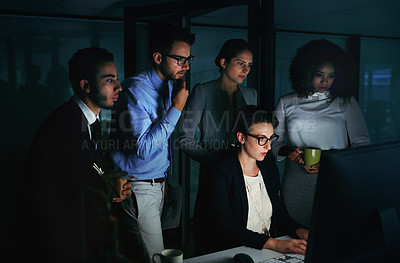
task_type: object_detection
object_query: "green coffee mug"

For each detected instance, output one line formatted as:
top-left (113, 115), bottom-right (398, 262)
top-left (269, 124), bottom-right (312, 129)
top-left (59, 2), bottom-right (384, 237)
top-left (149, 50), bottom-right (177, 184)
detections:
top-left (302, 148), bottom-right (322, 169)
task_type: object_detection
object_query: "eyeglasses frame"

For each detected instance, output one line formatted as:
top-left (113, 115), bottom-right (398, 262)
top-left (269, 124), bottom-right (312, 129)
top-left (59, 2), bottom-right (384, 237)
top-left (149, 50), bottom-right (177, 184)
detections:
top-left (246, 133), bottom-right (279, 146)
top-left (163, 54), bottom-right (194, 66)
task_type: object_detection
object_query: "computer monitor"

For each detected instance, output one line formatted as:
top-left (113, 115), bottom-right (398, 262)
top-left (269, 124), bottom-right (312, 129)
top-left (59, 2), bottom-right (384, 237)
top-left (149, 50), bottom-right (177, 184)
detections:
top-left (305, 141), bottom-right (400, 263)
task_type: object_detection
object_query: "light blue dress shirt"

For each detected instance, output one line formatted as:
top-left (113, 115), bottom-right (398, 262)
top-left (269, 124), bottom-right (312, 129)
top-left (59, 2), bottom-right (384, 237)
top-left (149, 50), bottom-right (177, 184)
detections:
top-left (110, 67), bottom-right (181, 180)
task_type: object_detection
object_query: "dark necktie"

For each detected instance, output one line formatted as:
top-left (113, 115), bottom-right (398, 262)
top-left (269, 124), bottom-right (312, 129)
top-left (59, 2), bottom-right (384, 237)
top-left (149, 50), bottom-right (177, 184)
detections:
top-left (91, 119), bottom-right (102, 163)
top-left (91, 119), bottom-right (101, 146)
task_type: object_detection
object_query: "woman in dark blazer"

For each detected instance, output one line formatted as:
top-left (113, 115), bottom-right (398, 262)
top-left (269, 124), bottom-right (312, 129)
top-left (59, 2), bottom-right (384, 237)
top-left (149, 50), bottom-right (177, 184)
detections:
top-left (194, 105), bottom-right (309, 256)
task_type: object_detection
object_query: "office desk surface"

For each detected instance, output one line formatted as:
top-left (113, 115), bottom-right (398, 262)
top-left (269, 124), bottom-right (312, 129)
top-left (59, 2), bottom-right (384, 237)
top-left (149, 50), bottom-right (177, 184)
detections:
top-left (183, 236), bottom-right (292, 263)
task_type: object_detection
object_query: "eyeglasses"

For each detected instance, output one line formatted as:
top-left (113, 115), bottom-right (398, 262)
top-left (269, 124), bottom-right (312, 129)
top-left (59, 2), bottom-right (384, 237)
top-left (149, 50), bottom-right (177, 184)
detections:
top-left (246, 133), bottom-right (279, 146)
top-left (164, 54), bottom-right (194, 66)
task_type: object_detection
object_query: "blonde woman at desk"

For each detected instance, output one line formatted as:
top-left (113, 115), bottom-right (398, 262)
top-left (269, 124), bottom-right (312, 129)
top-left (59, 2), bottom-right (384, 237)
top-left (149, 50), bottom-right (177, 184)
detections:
top-left (194, 105), bottom-right (308, 256)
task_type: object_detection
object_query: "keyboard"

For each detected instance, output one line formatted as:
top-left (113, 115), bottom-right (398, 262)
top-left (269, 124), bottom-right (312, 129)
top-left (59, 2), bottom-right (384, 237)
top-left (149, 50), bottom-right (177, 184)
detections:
top-left (259, 253), bottom-right (305, 263)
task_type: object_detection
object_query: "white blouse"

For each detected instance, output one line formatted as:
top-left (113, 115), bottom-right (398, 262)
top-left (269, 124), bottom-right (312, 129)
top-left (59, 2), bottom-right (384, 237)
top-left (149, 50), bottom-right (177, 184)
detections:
top-left (243, 171), bottom-right (273, 234)
top-left (272, 92), bottom-right (371, 160)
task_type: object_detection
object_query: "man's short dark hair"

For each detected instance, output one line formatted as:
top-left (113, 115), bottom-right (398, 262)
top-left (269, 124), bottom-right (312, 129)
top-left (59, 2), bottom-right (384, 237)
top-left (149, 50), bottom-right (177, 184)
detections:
top-left (148, 23), bottom-right (195, 58)
top-left (68, 47), bottom-right (114, 98)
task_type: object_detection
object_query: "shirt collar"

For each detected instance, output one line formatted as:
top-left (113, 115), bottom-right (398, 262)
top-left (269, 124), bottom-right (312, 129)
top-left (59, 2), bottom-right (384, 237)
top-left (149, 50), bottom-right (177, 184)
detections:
top-left (308, 91), bottom-right (330, 100)
top-left (73, 95), bottom-right (99, 125)
top-left (148, 66), bottom-right (169, 91)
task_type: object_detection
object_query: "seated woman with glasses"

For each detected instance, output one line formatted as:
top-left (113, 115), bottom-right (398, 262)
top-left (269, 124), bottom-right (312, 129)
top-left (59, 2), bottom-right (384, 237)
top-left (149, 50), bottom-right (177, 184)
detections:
top-left (194, 105), bottom-right (309, 256)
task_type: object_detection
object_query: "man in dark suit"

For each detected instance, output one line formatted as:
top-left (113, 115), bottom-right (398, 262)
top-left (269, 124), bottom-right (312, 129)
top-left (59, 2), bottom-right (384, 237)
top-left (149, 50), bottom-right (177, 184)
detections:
top-left (8, 47), bottom-right (148, 262)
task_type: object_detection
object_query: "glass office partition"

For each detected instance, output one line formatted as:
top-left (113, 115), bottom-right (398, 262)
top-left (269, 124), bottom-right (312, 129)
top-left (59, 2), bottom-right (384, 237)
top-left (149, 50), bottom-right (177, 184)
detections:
top-left (359, 38), bottom-right (400, 144)
top-left (0, 16), bottom-right (124, 152)
top-left (0, 15), bottom-right (124, 224)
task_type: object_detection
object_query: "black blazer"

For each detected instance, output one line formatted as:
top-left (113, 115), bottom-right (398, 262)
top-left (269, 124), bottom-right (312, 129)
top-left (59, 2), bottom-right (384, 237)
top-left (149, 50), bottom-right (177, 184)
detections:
top-left (10, 97), bottom-right (109, 262)
top-left (194, 151), bottom-right (304, 255)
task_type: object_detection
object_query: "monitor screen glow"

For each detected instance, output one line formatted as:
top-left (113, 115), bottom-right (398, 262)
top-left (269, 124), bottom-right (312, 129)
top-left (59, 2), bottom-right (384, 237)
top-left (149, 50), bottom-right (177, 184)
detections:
top-left (305, 141), bottom-right (400, 262)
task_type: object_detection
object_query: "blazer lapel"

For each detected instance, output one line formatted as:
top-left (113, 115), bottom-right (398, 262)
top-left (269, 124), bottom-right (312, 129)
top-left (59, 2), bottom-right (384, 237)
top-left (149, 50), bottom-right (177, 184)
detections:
top-left (238, 86), bottom-right (250, 105)
top-left (68, 97), bottom-right (97, 162)
top-left (232, 154), bottom-right (250, 226)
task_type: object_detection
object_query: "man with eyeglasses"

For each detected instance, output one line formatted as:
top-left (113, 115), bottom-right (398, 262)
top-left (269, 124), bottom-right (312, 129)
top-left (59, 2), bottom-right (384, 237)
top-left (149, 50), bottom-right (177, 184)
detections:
top-left (110, 23), bottom-right (195, 260)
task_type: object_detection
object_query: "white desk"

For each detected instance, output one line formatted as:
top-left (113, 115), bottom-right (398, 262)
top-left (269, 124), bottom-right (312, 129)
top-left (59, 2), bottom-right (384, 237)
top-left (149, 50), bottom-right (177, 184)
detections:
top-left (183, 236), bottom-right (291, 263)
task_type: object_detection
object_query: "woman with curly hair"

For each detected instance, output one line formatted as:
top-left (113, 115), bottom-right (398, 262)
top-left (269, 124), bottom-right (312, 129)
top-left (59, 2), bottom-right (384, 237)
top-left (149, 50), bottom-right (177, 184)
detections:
top-left (272, 39), bottom-right (371, 227)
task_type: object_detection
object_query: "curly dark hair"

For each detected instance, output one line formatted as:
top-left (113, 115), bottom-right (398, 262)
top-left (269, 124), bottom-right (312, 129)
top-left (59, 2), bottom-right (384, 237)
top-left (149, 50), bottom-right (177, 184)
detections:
top-left (289, 39), bottom-right (356, 101)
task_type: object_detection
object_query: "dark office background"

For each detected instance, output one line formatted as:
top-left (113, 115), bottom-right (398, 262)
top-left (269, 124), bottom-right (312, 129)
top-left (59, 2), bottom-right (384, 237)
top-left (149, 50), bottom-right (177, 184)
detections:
top-left (1, 0), bottom-right (400, 258)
